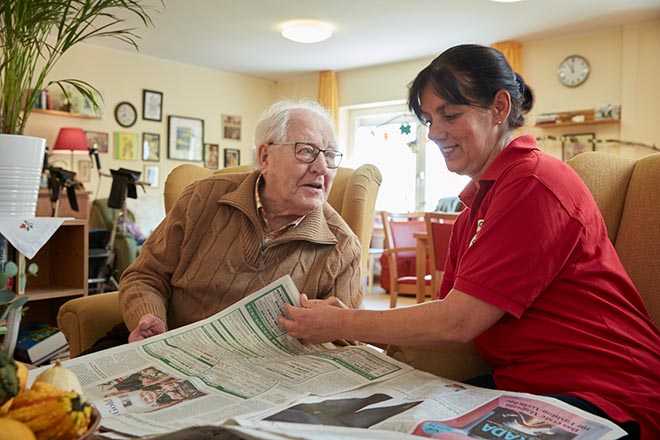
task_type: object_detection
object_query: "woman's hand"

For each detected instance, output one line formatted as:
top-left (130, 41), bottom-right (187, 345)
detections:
top-left (279, 294), bottom-right (348, 344)
top-left (128, 313), bottom-right (167, 343)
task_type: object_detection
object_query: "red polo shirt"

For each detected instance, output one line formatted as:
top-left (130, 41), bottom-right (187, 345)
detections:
top-left (440, 135), bottom-right (660, 437)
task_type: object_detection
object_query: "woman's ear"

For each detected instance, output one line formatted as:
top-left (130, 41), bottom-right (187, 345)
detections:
top-left (493, 89), bottom-right (511, 124)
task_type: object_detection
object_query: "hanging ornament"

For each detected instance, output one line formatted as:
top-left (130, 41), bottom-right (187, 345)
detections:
top-left (383, 132), bottom-right (389, 141)
top-left (399, 123), bottom-right (411, 135)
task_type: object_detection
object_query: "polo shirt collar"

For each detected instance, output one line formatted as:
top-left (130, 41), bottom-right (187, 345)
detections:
top-left (459, 135), bottom-right (539, 209)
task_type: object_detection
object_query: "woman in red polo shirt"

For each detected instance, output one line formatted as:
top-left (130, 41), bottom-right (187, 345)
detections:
top-left (280, 44), bottom-right (660, 439)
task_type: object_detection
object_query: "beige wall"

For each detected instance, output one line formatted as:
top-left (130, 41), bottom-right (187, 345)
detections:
top-left (25, 21), bottom-right (659, 232)
top-left (25, 43), bottom-right (275, 233)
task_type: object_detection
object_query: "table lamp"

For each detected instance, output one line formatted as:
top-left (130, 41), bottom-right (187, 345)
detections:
top-left (51, 127), bottom-right (88, 170)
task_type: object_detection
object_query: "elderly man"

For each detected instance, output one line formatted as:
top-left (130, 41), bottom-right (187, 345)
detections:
top-left (119, 99), bottom-right (363, 343)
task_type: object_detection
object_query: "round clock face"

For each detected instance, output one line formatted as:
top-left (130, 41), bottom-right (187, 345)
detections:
top-left (558, 55), bottom-right (590, 87)
top-left (114, 101), bottom-right (137, 127)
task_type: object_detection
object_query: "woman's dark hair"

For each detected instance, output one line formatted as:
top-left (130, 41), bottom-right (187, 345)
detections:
top-left (408, 44), bottom-right (534, 130)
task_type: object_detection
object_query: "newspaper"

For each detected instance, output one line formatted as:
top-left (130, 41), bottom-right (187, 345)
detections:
top-left (30, 275), bottom-right (626, 440)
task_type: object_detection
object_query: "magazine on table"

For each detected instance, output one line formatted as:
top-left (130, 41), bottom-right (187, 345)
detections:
top-left (29, 275), bottom-right (626, 440)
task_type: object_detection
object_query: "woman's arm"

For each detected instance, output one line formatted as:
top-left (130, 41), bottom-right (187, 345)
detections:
top-left (280, 288), bottom-right (504, 346)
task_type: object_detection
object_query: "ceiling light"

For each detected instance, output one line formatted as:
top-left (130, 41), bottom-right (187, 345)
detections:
top-left (280, 20), bottom-right (333, 44)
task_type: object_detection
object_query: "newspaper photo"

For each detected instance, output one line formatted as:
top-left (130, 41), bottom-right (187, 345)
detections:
top-left (29, 275), bottom-right (626, 440)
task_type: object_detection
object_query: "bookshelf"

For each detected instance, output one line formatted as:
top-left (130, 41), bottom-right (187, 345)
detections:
top-left (23, 219), bottom-right (88, 325)
top-left (31, 108), bottom-right (101, 120)
top-left (534, 108), bottom-right (619, 129)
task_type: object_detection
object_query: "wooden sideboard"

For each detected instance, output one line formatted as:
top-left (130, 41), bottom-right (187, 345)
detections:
top-left (36, 188), bottom-right (92, 219)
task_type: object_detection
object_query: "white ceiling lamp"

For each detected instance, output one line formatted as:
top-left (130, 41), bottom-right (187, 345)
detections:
top-left (280, 20), bottom-right (333, 43)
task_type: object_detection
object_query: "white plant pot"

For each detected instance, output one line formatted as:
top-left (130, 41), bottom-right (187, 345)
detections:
top-left (0, 134), bottom-right (46, 219)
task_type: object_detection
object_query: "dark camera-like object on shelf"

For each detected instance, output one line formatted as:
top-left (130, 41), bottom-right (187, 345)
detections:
top-left (48, 166), bottom-right (79, 211)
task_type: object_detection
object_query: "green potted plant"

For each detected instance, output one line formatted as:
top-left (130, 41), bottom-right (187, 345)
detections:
top-left (0, 0), bottom-right (161, 218)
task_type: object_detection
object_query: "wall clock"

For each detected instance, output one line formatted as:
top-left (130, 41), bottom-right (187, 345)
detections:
top-left (114, 101), bottom-right (137, 127)
top-left (558, 55), bottom-right (590, 87)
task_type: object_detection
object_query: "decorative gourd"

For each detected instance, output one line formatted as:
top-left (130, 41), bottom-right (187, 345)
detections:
top-left (34, 361), bottom-right (83, 396)
top-left (0, 351), bottom-right (19, 408)
top-left (0, 417), bottom-right (36, 440)
top-left (0, 360), bottom-right (28, 415)
top-left (6, 382), bottom-right (91, 440)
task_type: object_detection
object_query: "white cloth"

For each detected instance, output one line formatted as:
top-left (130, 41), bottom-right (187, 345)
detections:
top-left (0, 217), bottom-right (72, 259)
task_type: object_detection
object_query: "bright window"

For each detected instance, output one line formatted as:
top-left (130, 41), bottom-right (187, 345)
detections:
top-left (343, 103), bottom-right (469, 213)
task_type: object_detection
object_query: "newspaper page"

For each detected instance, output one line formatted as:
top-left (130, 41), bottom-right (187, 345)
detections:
top-left (30, 275), bottom-right (626, 439)
top-left (234, 369), bottom-right (626, 440)
top-left (31, 275), bottom-right (412, 438)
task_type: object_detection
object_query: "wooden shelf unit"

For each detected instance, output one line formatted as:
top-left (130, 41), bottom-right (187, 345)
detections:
top-left (31, 108), bottom-right (101, 120)
top-left (535, 108), bottom-right (619, 128)
top-left (23, 219), bottom-right (88, 325)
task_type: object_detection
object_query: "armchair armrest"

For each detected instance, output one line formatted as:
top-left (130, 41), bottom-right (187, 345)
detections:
top-left (386, 342), bottom-right (493, 382)
top-left (57, 292), bottom-right (122, 358)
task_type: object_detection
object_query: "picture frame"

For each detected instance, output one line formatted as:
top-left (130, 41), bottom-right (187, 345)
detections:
top-left (77, 159), bottom-right (91, 182)
top-left (143, 164), bottom-right (160, 188)
top-left (168, 115), bottom-right (204, 162)
top-left (85, 130), bottom-right (108, 153)
top-left (142, 89), bottom-right (163, 122)
top-left (204, 143), bottom-right (219, 169)
top-left (562, 132), bottom-right (595, 161)
top-left (114, 132), bottom-right (140, 161)
top-left (224, 148), bottom-right (240, 168)
top-left (222, 114), bottom-right (242, 140)
top-left (142, 132), bottom-right (161, 162)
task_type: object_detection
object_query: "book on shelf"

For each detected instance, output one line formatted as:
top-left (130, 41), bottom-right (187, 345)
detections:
top-left (14, 322), bottom-right (69, 366)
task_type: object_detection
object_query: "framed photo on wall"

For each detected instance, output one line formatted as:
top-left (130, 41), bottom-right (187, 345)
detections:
top-left (222, 114), bottom-right (242, 140)
top-left (143, 164), bottom-right (160, 188)
top-left (85, 130), bottom-right (108, 153)
top-left (77, 159), bottom-right (91, 182)
top-left (142, 132), bottom-right (161, 162)
top-left (142, 89), bottom-right (163, 122)
top-left (204, 143), bottom-right (219, 169)
top-left (562, 132), bottom-right (595, 161)
top-left (168, 115), bottom-right (204, 162)
top-left (224, 148), bottom-right (240, 168)
top-left (114, 132), bottom-right (139, 161)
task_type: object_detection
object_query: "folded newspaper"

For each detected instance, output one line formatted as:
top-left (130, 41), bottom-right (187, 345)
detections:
top-left (30, 275), bottom-right (626, 440)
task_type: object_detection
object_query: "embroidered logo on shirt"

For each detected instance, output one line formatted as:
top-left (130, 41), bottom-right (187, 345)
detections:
top-left (468, 219), bottom-right (484, 248)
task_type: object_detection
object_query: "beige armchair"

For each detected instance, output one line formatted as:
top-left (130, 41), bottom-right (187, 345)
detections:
top-left (387, 152), bottom-right (660, 381)
top-left (58, 163), bottom-right (382, 357)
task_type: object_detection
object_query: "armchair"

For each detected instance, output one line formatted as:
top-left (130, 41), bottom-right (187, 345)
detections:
top-left (387, 152), bottom-right (660, 381)
top-left (58, 163), bottom-right (382, 357)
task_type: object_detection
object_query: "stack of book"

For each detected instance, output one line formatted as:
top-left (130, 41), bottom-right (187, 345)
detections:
top-left (13, 322), bottom-right (69, 366)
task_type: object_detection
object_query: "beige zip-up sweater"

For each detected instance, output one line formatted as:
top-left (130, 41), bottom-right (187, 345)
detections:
top-left (119, 171), bottom-right (364, 332)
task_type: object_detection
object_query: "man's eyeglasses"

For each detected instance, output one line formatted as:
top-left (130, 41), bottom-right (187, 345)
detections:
top-left (268, 142), bottom-right (343, 169)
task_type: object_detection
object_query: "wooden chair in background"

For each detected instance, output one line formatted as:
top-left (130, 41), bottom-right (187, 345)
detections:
top-left (381, 211), bottom-right (432, 308)
top-left (424, 212), bottom-right (458, 298)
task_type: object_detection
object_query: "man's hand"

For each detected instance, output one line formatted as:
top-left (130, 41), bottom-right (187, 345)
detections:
top-left (128, 314), bottom-right (167, 343)
top-left (278, 294), bottom-right (348, 344)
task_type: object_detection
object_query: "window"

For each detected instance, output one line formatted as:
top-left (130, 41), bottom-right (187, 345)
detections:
top-left (343, 103), bottom-right (469, 213)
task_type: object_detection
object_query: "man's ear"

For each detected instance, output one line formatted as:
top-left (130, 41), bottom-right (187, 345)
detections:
top-left (493, 89), bottom-right (511, 123)
top-left (256, 143), bottom-right (269, 172)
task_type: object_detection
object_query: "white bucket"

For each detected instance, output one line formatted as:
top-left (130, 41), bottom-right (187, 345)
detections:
top-left (0, 134), bottom-right (46, 218)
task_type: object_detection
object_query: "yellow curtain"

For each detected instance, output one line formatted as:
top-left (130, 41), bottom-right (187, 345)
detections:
top-left (491, 41), bottom-right (522, 73)
top-left (317, 70), bottom-right (339, 130)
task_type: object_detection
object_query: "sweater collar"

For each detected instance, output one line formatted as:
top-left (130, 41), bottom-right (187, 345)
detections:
top-left (219, 170), bottom-right (337, 244)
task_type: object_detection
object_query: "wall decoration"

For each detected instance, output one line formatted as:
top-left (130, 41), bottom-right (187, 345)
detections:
top-left (143, 164), bottom-right (159, 188)
top-left (114, 132), bottom-right (140, 161)
top-left (168, 115), bottom-right (204, 162)
top-left (77, 159), bottom-right (91, 182)
top-left (142, 132), bottom-right (161, 162)
top-left (85, 130), bottom-right (108, 153)
top-left (224, 148), bottom-right (240, 168)
top-left (204, 143), bottom-right (219, 169)
top-left (222, 114), bottom-right (242, 140)
top-left (142, 89), bottom-right (163, 122)
top-left (562, 132), bottom-right (595, 161)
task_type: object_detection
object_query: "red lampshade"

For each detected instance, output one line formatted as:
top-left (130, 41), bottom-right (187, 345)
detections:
top-left (52, 127), bottom-right (88, 153)
top-left (52, 127), bottom-right (88, 171)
